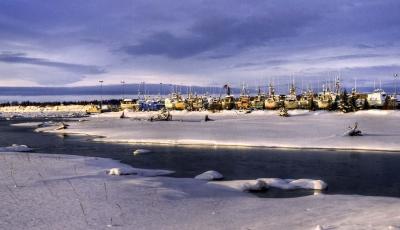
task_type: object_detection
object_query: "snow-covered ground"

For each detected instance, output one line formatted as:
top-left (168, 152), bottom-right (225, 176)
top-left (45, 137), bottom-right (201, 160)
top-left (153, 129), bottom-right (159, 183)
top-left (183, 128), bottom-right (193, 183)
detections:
top-left (1, 151), bottom-right (400, 230)
top-left (0, 105), bottom-right (91, 118)
top-left (35, 109), bottom-right (400, 151)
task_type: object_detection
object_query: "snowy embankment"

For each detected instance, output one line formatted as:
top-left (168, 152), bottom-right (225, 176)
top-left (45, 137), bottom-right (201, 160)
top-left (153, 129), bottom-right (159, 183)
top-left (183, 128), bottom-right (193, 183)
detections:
top-left (1, 152), bottom-right (400, 229)
top-left (37, 109), bottom-right (400, 151)
top-left (0, 105), bottom-right (91, 118)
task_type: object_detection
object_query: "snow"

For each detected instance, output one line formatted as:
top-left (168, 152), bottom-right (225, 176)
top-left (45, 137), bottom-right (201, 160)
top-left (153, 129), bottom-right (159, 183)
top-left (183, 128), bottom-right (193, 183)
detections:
top-left (209, 179), bottom-right (268, 192)
top-left (213, 178), bottom-right (327, 192)
top-left (0, 152), bottom-right (400, 229)
top-left (194, 170), bottom-right (224, 180)
top-left (0, 144), bottom-right (32, 152)
top-left (133, 149), bottom-right (151, 155)
top-left (107, 167), bottom-right (174, 177)
top-left (0, 105), bottom-right (90, 119)
top-left (36, 110), bottom-right (400, 151)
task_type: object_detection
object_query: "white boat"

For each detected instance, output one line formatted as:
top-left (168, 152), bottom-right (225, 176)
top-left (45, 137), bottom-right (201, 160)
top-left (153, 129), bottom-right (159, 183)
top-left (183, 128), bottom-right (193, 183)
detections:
top-left (367, 89), bottom-right (387, 107)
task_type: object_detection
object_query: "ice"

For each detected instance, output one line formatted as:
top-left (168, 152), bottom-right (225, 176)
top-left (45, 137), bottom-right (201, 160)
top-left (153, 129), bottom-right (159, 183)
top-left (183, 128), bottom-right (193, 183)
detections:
top-left (215, 178), bottom-right (327, 192)
top-left (107, 167), bottom-right (174, 177)
top-left (0, 144), bottom-right (32, 152)
top-left (0, 152), bottom-right (399, 229)
top-left (215, 179), bottom-right (269, 192)
top-left (194, 170), bottom-right (224, 180)
top-left (133, 149), bottom-right (151, 155)
top-left (37, 110), bottom-right (400, 151)
top-left (314, 225), bottom-right (324, 230)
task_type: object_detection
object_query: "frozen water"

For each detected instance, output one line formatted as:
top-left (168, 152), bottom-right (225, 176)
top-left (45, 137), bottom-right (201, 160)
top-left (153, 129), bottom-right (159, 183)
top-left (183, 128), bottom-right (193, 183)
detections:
top-left (194, 170), bottom-right (224, 180)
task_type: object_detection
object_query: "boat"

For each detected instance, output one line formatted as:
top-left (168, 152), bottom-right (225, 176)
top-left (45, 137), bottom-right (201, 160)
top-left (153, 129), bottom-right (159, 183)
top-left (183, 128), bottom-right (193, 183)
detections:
top-left (165, 93), bottom-right (185, 110)
top-left (367, 88), bottom-right (387, 108)
top-left (251, 87), bottom-right (265, 110)
top-left (298, 89), bottom-right (314, 110)
top-left (120, 99), bottom-right (137, 111)
top-left (317, 85), bottom-right (332, 110)
top-left (235, 84), bottom-right (250, 110)
top-left (221, 85), bottom-right (235, 110)
top-left (284, 83), bottom-right (298, 109)
top-left (86, 104), bottom-right (102, 114)
top-left (186, 94), bottom-right (205, 111)
top-left (264, 83), bottom-right (280, 110)
top-left (208, 96), bottom-right (222, 111)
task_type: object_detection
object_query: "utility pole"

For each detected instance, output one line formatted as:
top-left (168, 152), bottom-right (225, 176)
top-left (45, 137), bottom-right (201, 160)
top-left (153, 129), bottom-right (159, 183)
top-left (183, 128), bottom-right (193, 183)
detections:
top-left (99, 80), bottom-right (104, 108)
top-left (121, 81), bottom-right (125, 99)
top-left (395, 73), bottom-right (398, 110)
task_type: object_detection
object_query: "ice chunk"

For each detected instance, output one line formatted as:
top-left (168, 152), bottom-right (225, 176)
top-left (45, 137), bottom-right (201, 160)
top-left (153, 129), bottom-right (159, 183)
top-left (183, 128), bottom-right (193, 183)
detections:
top-left (108, 168), bottom-right (124, 176)
top-left (194, 170), bottom-right (223, 180)
top-left (289, 179), bottom-right (327, 190)
top-left (259, 178), bottom-right (327, 190)
top-left (0, 144), bottom-right (32, 152)
top-left (107, 167), bottom-right (174, 177)
top-left (241, 179), bottom-right (268, 192)
top-left (215, 178), bottom-right (327, 193)
top-left (314, 225), bottom-right (324, 230)
top-left (216, 179), bottom-right (268, 192)
top-left (133, 149), bottom-right (151, 155)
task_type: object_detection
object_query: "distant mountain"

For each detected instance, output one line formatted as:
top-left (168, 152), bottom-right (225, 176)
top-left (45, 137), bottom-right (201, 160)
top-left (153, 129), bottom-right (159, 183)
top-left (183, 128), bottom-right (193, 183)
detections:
top-left (0, 83), bottom-right (395, 96)
top-left (0, 83), bottom-right (237, 96)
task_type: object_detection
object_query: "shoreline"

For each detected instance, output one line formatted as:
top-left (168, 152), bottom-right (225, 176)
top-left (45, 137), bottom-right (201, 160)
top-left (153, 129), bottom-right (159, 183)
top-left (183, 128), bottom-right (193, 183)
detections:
top-left (28, 109), bottom-right (400, 153)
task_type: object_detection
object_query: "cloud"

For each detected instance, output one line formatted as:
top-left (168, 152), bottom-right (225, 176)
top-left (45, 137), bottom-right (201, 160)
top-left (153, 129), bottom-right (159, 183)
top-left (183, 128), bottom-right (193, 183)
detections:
top-left (0, 52), bottom-right (106, 75)
top-left (121, 9), bottom-right (319, 59)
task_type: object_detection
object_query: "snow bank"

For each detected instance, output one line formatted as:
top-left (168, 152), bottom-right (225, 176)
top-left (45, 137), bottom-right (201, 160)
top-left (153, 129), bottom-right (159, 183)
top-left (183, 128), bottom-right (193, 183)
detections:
top-left (45, 110), bottom-right (400, 151)
top-left (0, 144), bottom-right (32, 152)
top-left (107, 167), bottom-right (174, 177)
top-left (133, 149), bottom-right (151, 155)
top-left (214, 178), bottom-right (327, 192)
top-left (194, 170), bottom-right (224, 180)
top-left (214, 179), bottom-right (268, 192)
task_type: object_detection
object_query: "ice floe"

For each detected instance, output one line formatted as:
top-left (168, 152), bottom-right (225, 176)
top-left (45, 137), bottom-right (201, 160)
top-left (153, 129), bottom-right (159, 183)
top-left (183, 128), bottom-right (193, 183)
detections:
top-left (0, 144), bottom-right (32, 152)
top-left (107, 167), bottom-right (174, 177)
top-left (194, 170), bottom-right (224, 180)
top-left (214, 178), bottom-right (327, 192)
top-left (133, 149), bottom-right (151, 155)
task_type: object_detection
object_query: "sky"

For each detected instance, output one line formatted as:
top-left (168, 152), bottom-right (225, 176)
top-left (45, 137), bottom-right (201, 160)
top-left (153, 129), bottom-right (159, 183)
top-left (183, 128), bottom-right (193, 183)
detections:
top-left (0, 0), bottom-right (399, 89)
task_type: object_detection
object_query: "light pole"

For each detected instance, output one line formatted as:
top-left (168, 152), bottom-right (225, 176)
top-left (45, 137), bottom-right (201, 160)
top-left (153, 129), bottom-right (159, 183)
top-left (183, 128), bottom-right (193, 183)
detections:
top-left (121, 81), bottom-right (125, 99)
top-left (99, 80), bottom-right (104, 108)
top-left (394, 73), bottom-right (398, 96)
top-left (395, 73), bottom-right (399, 109)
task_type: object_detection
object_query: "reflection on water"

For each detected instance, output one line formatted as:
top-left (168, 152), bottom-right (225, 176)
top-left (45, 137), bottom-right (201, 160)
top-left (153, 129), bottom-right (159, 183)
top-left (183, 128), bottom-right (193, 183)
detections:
top-left (1, 119), bottom-right (400, 198)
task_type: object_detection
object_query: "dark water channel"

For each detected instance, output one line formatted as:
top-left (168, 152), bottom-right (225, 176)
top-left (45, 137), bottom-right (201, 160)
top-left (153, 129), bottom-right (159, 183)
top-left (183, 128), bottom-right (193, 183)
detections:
top-left (1, 118), bottom-right (400, 198)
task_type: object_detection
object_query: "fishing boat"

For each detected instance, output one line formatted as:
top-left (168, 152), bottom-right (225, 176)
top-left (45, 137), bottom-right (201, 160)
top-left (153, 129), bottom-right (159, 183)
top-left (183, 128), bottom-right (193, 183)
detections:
top-left (298, 89), bottom-right (314, 110)
top-left (186, 94), bottom-right (205, 111)
top-left (367, 88), bottom-right (387, 108)
top-left (251, 87), bottom-right (265, 110)
top-left (120, 99), bottom-right (136, 111)
top-left (221, 85), bottom-right (235, 110)
top-left (165, 93), bottom-right (185, 110)
top-left (284, 83), bottom-right (298, 109)
top-left (317, 85), bottom-right (332, 110)
top-left (208, 96), bottom-right (222, 111)
top-left (235, 84), bottom-right (251, 110)
top-left (264, 83), bottom-right (280, 110)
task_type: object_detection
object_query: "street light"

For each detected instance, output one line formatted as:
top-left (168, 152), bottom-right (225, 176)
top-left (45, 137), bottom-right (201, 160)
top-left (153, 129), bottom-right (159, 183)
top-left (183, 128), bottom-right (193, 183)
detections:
top-left (395, 73), bottom-right (399, 109)
top-left (121, 81), bottom-right (125, 99)
top-left (99, 80), bottom-right (104, 108)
